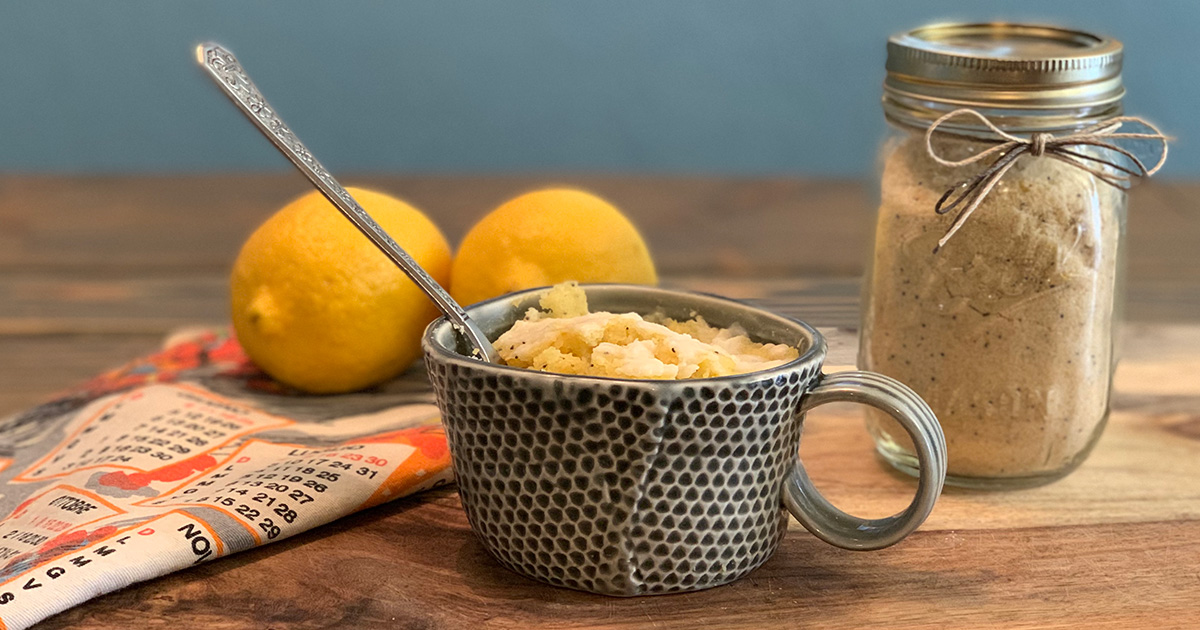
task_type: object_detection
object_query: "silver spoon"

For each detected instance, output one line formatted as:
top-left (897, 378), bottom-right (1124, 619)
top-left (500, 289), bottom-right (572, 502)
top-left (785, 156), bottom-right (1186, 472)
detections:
top-left (195, 42), bottom-right (500, 364)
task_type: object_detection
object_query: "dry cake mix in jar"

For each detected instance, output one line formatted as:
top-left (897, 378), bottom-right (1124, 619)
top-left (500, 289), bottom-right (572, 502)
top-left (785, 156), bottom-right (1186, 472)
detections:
top-left (860, 23), bottom-right (1168, 488)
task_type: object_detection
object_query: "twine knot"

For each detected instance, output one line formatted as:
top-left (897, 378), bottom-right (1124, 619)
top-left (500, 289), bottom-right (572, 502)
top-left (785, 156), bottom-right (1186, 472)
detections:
top-left (925, 108), bottom-right (1170, 253)
top-left (1030, 132), bottom-right (1051, 157)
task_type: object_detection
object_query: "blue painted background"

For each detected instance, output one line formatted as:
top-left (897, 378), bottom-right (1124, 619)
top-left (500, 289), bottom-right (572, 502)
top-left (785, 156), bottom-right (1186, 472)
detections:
top-left (0, 1), bottom-right (1195, 175)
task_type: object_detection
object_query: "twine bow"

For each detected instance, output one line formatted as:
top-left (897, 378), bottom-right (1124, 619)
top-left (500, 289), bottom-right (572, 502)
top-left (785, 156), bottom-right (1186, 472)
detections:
top-left (925, 108), bottom-right (1170, 253)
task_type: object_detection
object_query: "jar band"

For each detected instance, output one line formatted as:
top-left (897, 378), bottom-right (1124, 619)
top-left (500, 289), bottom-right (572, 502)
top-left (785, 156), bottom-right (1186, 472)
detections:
top-left (924, 108), bottom-right (1170, 253)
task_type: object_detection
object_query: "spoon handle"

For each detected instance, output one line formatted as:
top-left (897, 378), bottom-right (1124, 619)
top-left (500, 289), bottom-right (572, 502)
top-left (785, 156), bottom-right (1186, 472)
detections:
top-left (196, 43), bottom-right (498, 363)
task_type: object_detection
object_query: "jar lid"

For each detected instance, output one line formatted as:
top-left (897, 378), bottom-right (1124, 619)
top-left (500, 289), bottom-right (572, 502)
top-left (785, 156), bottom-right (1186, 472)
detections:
top-left (885, 22), bottom-right (1124, 110)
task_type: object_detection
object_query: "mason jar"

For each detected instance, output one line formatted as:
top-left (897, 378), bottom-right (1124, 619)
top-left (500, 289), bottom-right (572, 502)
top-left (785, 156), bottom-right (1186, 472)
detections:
top-left (860, 23), bottom-right (1142, 488)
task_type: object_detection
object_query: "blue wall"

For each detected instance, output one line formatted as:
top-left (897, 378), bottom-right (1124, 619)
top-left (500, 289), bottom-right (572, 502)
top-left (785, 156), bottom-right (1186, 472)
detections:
top-left (0, 1), bottom-right (1195, 175)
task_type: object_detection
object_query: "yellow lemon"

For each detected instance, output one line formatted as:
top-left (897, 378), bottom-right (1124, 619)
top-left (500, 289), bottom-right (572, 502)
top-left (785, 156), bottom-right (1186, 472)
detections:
top-left (231, 187), bottom-right (451, 394)
top-left (450, 188), bottom-right (657, 305)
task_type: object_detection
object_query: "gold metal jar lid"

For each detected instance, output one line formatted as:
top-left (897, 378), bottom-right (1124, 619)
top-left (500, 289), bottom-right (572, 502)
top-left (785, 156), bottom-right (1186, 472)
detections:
top-left (885, 22), bottom-right (1124, 110)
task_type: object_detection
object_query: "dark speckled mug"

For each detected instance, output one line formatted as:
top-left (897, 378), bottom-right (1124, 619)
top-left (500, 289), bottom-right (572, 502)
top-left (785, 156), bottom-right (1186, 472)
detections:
top-left (423, 285), bottom-right (946, 596)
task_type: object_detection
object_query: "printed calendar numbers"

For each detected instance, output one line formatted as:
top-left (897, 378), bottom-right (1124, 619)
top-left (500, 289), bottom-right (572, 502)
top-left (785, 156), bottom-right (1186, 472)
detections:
top-left (18, 385), bottom-right (291, 481)
top-left (144, 441), bottom-right (413, 542)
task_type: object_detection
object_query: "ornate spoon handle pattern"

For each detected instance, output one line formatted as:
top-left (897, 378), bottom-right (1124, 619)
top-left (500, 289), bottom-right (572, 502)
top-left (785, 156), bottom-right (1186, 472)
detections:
top-left (196, 43), bottom-right (498, 363)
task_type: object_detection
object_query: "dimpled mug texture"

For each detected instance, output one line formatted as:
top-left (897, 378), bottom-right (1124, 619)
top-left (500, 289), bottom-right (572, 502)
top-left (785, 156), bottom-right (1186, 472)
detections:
top-left (423, 285), bottom-right (824, 596)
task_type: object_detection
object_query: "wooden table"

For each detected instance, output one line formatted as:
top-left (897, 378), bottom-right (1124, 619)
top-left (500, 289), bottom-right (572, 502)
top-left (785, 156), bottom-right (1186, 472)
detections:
top-left (3, 175), bottom-right (1199, 629)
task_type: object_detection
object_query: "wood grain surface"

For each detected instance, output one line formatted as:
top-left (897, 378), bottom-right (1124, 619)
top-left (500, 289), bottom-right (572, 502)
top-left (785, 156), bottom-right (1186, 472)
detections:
top-left (3, 175), bottom-right (1200, 629)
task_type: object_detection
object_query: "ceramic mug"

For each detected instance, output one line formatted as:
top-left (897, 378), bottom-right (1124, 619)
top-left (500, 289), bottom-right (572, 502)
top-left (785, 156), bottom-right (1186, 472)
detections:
top-left (423, 285), bottom-right (946, 596)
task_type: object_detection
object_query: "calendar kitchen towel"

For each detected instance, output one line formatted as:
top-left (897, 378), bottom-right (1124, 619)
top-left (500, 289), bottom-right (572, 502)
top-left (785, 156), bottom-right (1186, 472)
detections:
top-left (0, 329), bottom-right (454, 630)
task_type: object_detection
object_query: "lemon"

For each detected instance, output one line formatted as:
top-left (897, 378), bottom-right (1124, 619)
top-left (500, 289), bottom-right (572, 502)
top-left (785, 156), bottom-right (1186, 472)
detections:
top-left (231, 187), bottom-right (451, 394)
top-left (450, 188), bottom-right (657, 305)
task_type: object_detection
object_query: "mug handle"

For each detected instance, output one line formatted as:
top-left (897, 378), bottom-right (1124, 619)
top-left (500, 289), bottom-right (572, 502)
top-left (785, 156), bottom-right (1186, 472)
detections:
top-left (782, 371), bottom-right (946, 550)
